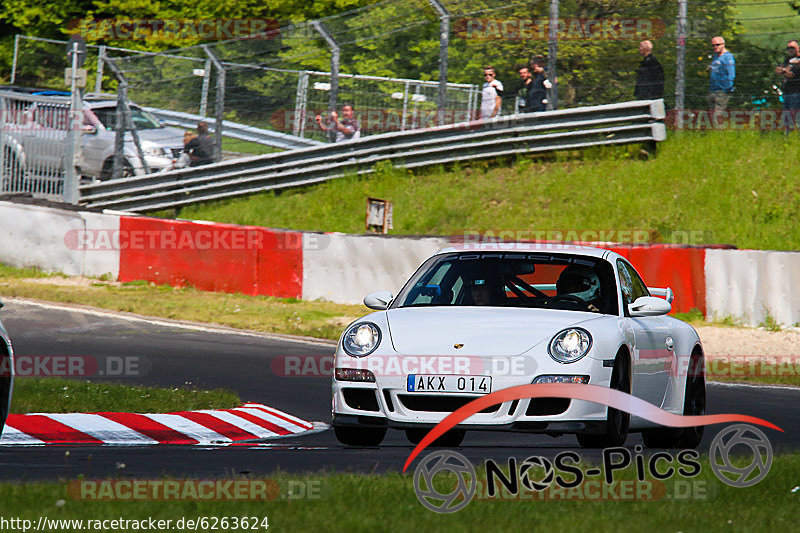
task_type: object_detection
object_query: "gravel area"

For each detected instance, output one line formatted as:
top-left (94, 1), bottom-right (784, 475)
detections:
top-left (696, 325), bottom-right (800, 359)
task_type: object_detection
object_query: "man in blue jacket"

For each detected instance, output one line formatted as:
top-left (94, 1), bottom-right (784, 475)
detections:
top-left (709, 36), bottom-right (735, 111)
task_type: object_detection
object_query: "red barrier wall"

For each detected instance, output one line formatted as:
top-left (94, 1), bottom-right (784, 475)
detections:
top-left (609, 245), bottom-right (707, 314)
top-left (118, 217), bottom-right (302, 298)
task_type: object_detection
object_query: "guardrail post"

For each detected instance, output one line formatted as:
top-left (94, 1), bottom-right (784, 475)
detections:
top-left (203, 45), bottom-right (225, 163)
top-left (104, 58), bottom-right (150, 180)
top-left (426, 0), bottom-right (449, 126)
top-left (547, 0), bottom-right (559, 110)
top-left (675, 0), bottom-right (687, 112)
top-left (311, 21), bottom-right (339, 113)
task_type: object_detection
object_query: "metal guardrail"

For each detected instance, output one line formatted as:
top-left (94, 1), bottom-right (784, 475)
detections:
top-left (80, 99), bottom-right (666, 212)
top-left (143, 107), bottom-right (324, 151)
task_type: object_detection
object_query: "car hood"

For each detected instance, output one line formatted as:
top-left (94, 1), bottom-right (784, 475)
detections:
top-left (386, 307), bottom-right (602, 356)
top-left (127, 126), bottom-right (185, 147)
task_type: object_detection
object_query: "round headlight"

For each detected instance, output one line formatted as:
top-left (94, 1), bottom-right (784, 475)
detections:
top-left (548, 328), bottom-right (592, 363)
top-left (342, 322), bottom-right (381, 357)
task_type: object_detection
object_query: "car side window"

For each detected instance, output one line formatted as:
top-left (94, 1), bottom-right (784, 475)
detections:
top-left (617, 259), bottom-right (649, 309)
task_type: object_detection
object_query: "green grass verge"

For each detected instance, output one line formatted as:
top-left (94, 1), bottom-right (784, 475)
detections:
top-left (10, 377), bottom-right (240, 414)
top-left (735, 0), bottom-right (800, 49)
top-left (173, 132), bottom-right (800, 251)
top-left (221, 137), bottom-right (283, 156)
top-left (0, 264), bottom-right (364, 341)
top-left (0, 454), bottom-right (795, 531)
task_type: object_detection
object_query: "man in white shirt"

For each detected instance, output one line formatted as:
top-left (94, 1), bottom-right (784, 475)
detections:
top-left (480, 66), bottom-right (503, 120)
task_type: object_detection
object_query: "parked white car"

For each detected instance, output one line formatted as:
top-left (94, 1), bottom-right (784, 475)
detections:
top-left (332, 243), bottom-right (706, 448)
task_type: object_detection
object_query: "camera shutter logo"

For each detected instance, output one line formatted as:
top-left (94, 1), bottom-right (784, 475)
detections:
top-left (519, 456), bottom-right (555, 491)
top-left (710, 424), bottom-right (772, 488)
top-left (413, 450), bottom-right (476, 513)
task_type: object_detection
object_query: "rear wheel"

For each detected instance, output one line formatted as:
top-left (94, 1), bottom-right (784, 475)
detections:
top-left (406, 428), bottom-right (466, 447)
top-left (642, 352), bottom-right (706, 449)
top-left (577, 354), bottom-right (630, 448)
top-left (334, 426), bottom-right (386, 446)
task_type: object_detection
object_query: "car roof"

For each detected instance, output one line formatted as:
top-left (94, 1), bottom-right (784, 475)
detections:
top-left (436, 242), bottom-right (613, 258)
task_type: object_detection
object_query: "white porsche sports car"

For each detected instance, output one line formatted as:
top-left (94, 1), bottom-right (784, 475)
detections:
top-left (331, 244), bottom-right (706, 448)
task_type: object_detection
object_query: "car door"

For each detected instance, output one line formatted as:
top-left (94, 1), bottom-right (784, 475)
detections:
top-left (618, 259), bottom-right (672, 407)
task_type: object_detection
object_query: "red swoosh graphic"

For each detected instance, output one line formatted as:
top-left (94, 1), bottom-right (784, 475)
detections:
top-left (402, 383), bottom-right (783, 472)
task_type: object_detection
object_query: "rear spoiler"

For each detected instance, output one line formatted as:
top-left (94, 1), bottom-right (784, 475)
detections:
top-left (648, 287), bottom-right (674, 303)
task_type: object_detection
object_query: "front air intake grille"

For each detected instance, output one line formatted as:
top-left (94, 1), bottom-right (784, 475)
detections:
top-left (343, 389), bottom-right (380, 412)
top-left (525, 398), bottom-right (570, 416)
top-left (398, 395), bottom-right (499, 413)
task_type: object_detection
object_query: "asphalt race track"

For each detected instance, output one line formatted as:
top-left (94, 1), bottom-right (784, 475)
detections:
top-left (1, 299), bottom-right (798, 481)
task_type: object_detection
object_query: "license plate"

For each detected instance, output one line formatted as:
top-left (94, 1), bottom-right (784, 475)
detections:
top-left (406, 374), bottom-right (492, 394)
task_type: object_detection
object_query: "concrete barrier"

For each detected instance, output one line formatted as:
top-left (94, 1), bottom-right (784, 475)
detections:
top-left (302, 233), bottom-right (449, 303)
top-left (0, 201), bottom-right (119, 278)
top-left (706, 249), bottom-right (800, 327)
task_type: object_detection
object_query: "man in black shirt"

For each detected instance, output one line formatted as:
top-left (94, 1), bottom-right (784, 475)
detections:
top-left (517, 56), bottom-right (549, 113)
top-left (775, 40), bottom-right (800, 128)
top-left (634, 40), bottom-right (664, 100)
top-left (183, 121), bottom-right (214, 166)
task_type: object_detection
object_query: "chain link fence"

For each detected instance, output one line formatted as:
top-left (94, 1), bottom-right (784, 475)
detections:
top-left (3, 0), bottom-right (799, 201)
top-left (10, 1), bottom-right (800, 135)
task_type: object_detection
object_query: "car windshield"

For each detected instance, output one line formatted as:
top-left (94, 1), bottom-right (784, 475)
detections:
top-left (92, 106), bottom-right (163, 130)
top-left (391, 252), bottom-right (619, 315)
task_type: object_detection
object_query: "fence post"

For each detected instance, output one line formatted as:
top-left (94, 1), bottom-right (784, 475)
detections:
top-left (199, 59), bottom-right (212, 117)
top-left (311, 21), bottom-right (340, 112)
top-left (63, 40), bottom-right (82, 204)
top-left (202, 46), bottom-right (225, 163)
top-left (427, 0), bottom-right (450, 126)
top-left (0, 96), bottom-right (6, 191)
top-left (675, 0), bottom-right (687, 111)
top-left (10, 35), bottom-right (20, 85)
top-left (104, 58), bottom-right (150, 180)
top-left (294, 71), bottom-right (309, 137)
top-left (547, 0), bottom-right (559, 110)
top-left (94, 45), bottom-right (106, 94)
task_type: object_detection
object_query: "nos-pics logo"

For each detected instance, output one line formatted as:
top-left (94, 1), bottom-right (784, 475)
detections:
top-left (412, 423), bottom-right (773, 513)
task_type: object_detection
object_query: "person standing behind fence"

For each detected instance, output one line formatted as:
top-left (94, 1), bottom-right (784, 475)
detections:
top-left (183, 121), bottom-right (214, 167)
top-left (634, 40), bottom-right (664, 100)
top-left (775, 39), bottom-right (800, 128)
top-left (480, 66), bottom-right (503, 120)
top-left (708, 37), bottom-right (735, 111)
top-left (315, 104), bottom-right (360, 142)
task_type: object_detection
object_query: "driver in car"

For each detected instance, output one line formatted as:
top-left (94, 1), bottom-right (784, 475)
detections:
top-left (467, 276), bottom-right (504, 306)
top-left (555, 266), bottom-right (603, 313)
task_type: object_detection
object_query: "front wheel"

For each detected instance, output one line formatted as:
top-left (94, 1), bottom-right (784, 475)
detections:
top-left (642, 353), bottom-right (706, 449)
top-left (577, 354), bottom-right (630, 448)
top-left (334, 426), bottom-right (386, 446)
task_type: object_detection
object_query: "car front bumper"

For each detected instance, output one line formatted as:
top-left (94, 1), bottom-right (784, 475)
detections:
top-left (332, 352), bottom-right (615, 434)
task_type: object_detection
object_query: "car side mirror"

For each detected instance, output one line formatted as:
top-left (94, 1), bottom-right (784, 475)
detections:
top-left (82, 124), bottom-right (97, 134)
top-left (364, 291), bottom-right (393, 310)
top-left (629, 296), bottom-right (671, 317)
